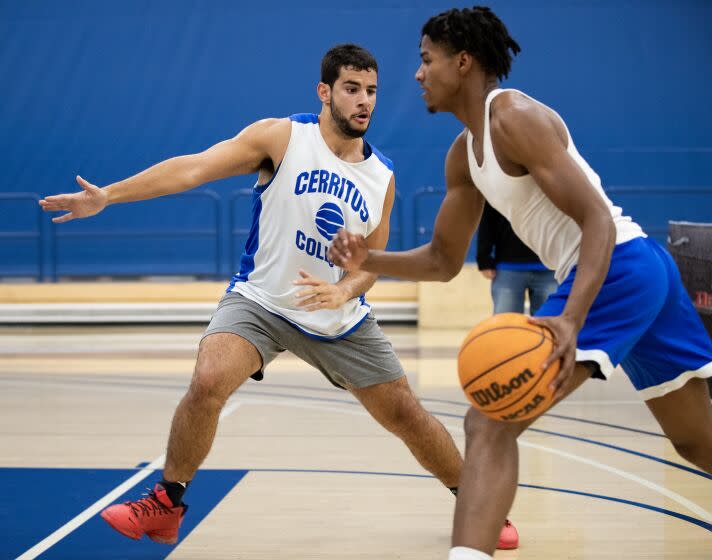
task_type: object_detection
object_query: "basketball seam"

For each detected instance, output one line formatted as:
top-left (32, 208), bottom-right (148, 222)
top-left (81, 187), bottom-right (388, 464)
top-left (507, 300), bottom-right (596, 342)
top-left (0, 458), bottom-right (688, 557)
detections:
top-left (461, 327), bottom-right (548, 391)
top-left (459, 325), bottom-right (553, 353)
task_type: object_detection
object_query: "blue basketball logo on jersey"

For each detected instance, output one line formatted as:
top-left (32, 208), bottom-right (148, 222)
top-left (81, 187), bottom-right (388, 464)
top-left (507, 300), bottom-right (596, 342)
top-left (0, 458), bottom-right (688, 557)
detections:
top-left (315, 202), bottom-right (344, 241)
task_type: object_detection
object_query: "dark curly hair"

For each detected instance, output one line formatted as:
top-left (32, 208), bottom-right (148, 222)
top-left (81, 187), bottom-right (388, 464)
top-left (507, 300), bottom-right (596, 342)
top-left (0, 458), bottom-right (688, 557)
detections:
top-left (422, 6), bottom-right (521, 80)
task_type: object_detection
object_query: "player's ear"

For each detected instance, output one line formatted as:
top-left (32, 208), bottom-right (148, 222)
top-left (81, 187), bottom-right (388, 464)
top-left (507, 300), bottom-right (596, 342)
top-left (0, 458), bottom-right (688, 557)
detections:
top-left (457, 51), bottom-right (473, 75)
top-left (317, 82), bottom-right (331, 105)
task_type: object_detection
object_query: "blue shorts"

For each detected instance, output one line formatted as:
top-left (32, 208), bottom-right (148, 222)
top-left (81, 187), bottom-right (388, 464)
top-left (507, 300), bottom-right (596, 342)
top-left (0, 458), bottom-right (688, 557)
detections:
top-left (536, 237), bottom-right (712, 399)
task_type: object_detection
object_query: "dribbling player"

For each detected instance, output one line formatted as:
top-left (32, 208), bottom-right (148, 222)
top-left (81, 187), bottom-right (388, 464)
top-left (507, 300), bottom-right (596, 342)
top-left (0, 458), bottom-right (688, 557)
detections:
top-left (328, 9), bottom-right (712, 559)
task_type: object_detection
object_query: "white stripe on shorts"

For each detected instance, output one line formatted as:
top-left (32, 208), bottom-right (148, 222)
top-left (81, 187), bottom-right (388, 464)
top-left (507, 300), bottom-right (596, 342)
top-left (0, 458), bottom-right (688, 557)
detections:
top-left (576, 348), bottom-right (615, 379)
top-left (638, 361), bottom-right (712, 400)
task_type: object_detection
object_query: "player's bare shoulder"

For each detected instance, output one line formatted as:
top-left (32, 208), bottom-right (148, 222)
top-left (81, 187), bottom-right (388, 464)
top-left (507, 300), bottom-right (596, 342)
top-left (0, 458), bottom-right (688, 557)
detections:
top-left (490, 91), bottom-right (566, 148)
top-left (241, 117), bottom-right (292, 166)
top-left (489, 91), bottom-right (541, 137)
top-left (253, 117), bottom-right (292, 137)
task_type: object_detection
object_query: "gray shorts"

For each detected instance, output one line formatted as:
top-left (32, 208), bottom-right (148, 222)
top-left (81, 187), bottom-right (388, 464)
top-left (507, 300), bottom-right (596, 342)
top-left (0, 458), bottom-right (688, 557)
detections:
top-left (202, 292), bottom-right (405, 389)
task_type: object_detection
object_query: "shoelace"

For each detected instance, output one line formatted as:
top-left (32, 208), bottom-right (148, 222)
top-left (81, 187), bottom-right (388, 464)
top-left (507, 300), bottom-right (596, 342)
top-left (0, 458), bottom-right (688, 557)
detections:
top-left (127, 488), bottom-right (173, 518)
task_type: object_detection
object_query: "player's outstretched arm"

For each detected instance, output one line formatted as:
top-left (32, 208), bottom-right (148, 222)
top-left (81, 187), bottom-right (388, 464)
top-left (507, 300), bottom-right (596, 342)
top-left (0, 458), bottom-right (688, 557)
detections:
top-left (39, 118), bottom-right (290, 223)
top-left (329, 132), bottom-right (484, 281)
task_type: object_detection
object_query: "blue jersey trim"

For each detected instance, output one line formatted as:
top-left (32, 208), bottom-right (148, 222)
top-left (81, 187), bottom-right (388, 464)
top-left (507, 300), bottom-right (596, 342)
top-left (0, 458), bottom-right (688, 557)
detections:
top-left (289, 113), bottom-right (319, 124)
top-left (362, 139), bottom-right (373, 159)
top-left (369, 143), bottom-right (394, 171)
top-left (267, 305), bottom-right (371, 340)
top-left (228, 191), bottom-right (263, 289)
top-left (289, 113), bottom-right (390, 170)
top-left (226, 164), bottom-right (282, 290)
top-left (496, 262), bottom-right (549, 271)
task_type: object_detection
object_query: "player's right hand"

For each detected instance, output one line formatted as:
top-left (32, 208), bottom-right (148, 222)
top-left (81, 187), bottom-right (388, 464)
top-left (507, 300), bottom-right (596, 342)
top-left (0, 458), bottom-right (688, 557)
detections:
top-left (328, 229), bottom-right (369, 271)
top-left (480, 269), bottom-right (496, 280)
top-left (39, 175), bottom-right (108, 223)
top-left (528, 313), bottom-right (578, 400)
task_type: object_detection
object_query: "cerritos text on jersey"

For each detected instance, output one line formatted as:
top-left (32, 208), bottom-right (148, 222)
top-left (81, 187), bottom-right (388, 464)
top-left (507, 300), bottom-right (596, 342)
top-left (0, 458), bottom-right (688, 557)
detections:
top-left (294, 169), bottom-right (370, 221)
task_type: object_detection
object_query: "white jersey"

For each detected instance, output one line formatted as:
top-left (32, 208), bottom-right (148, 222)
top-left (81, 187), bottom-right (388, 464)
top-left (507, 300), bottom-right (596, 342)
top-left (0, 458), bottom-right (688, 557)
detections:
top-left (228, 113), bottom-right (393, 338)
top-left (466, 88), bottom-right (645, 283)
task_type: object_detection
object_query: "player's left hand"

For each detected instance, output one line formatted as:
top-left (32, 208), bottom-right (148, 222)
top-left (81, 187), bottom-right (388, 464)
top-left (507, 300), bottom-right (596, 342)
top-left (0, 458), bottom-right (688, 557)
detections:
top-left (293, 269), bottom-right (349, 311)
top-left (528, 314), bottom-right (579, 400)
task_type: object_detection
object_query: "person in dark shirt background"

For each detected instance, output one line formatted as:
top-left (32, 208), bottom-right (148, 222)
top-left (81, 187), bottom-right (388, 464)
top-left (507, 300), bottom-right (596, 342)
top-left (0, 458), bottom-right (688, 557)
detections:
top-left (477, 202), bottom-right (557, 315)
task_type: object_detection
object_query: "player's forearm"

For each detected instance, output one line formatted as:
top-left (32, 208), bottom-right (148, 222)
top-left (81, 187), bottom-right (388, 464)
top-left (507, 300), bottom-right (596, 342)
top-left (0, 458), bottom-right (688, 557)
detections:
top-left (336, 270), bottom-right (378, 300)
top-left (360, 243), bottom-right (460, 282)
top-left (103, 155), bottom-right (204, 205)
top-left (562, 213), bottom-right (616, 329)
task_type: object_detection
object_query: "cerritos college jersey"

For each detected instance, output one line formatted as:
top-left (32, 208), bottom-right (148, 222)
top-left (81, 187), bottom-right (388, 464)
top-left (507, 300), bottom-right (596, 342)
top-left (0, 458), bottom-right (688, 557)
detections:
top-left (227, 113), bottom-right (393, 339)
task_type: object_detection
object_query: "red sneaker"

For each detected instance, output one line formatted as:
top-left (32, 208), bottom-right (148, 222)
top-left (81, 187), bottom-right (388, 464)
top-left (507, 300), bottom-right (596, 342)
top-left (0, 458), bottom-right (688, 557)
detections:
top-left (100, 483), bottom-right (187, 544)
top-left (497, 519), bottom-right (519, 550)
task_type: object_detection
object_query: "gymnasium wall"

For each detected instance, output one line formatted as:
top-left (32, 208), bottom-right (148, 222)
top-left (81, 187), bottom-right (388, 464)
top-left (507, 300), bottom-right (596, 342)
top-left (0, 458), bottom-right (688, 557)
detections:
top-left (1, 0), bottom-right (711, 280)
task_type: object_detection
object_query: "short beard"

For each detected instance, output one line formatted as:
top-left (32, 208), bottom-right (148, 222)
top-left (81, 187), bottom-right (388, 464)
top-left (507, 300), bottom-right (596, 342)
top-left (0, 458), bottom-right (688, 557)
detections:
top-left (330, 101), bottom-right (368, 139)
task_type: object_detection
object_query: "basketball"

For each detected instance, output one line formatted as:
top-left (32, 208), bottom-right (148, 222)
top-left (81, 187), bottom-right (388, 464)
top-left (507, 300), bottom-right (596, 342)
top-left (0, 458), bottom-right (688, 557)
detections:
top-left (458, 313), bottom-right (560, 422)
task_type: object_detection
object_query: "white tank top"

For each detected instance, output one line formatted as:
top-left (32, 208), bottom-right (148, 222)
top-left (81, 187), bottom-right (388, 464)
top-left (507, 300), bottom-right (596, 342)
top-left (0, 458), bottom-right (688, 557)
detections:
top-left (466, 89), bottom-right (645, 283)
top-left (228, 113), bottom-right (393, 339)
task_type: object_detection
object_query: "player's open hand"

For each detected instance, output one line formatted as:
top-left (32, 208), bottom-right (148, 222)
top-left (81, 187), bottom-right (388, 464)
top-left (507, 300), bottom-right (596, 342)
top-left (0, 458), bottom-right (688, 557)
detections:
top-left (293, 269), bottom-right (349, 311)
top-left (39, 175), bottom-right (108, 223)
top-left (528, 314), bottom-right (578, 401)
top-left (328, 229), bottom-right (368, 271)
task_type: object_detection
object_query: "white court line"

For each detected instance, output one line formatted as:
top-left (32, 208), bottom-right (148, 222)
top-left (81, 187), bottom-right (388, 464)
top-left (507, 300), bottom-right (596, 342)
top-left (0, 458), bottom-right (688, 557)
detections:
top-left (238, 395), bottom-right (712, 523)
top-left (15, 391), bottom-right (712, 558)
top-left (516, 439), bottom-right (712, 523)
top-left (15, 401), bottom-right (243, 560)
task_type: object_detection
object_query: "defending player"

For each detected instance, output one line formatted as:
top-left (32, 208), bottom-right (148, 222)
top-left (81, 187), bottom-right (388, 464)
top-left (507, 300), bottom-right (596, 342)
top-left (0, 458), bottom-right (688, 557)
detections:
top-left (40, 43), bottom-right (518, 550)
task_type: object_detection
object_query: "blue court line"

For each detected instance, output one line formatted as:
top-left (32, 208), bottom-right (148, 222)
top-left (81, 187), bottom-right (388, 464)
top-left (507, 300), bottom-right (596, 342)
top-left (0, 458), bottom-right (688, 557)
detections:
top-left (2, 468), bottom-right (247, 560)
top-left (421, 396), bottom-right (667, 438)
top-left (1, 468), bottom-right (133, 559)
top-left (538, 412), bottom-right (666, 438)
top-left (257, 383), bottom-right (669, 438)
top-left (6, 465), bottom-right (708, 560)
top-left (246, 467), bottom-right (712, 533)
top-left (239, 389), bottom-right (712, 480)
top-left (527, 427), bottom-right (712, 481)
top-left (431, 410), bottom-right (712, 481)
top-left (518, 483), bottom-right (712, 533)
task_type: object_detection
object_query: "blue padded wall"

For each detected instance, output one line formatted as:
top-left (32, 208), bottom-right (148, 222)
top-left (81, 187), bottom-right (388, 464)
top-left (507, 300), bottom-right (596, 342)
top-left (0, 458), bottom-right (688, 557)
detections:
top-left (1, 0), bottom-right (710, 278)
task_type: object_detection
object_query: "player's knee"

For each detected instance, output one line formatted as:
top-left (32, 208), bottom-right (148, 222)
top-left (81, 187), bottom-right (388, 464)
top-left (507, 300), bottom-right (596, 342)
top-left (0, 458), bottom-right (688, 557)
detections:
top-left (188, 362), bottom-right (232, 405)
top-left (387, 399), bottom-right (427, 433)
top-left (464, 407), bottom-right (520, 444)
top-left (378, 393), bottom-right (425, 435)
top-left (464, 407), bottom-right (503, 439)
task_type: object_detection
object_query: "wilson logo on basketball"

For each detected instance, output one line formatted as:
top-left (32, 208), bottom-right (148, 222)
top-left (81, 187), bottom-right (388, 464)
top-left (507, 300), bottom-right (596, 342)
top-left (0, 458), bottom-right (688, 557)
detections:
top-left (469, 368), bottom-right (536, 407)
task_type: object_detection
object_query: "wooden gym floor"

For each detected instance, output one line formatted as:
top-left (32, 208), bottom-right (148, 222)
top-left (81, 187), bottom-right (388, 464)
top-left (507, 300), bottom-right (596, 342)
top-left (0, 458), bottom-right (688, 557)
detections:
top-left (1, 324), bottom-right (710, 559)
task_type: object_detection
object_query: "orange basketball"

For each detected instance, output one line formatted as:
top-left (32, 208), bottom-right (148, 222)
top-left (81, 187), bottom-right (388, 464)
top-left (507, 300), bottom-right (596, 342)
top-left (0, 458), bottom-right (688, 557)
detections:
top-left (458, 313), bottom-right (559, 422)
